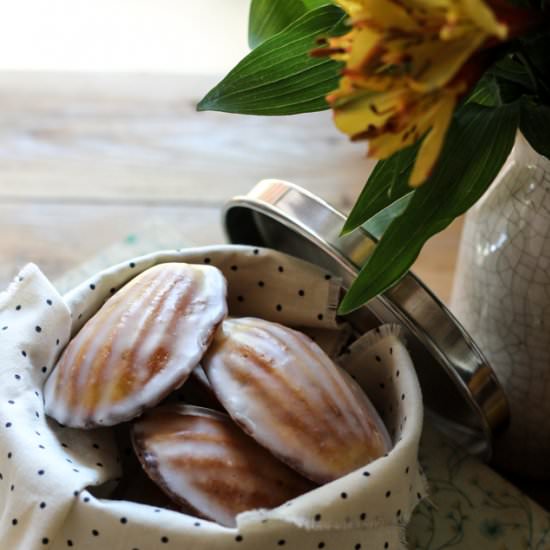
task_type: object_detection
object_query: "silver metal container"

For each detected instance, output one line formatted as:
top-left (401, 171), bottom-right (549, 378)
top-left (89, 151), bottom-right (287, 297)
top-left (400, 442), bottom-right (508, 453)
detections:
top-left (224, 179), bottom-right (509, 460)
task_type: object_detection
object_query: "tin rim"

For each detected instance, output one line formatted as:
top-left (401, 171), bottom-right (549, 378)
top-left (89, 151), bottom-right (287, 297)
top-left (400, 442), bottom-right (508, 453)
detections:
top-left (223, 179), bottom-right (510, 460)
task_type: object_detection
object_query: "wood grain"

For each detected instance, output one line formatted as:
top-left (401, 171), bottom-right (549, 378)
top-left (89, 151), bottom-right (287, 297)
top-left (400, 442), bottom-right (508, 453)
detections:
top-left (0, 201), bottom-right (222, 292)
top-left (0, 72), bottom-right (372, 208)
top-left (0, 72), bottom-right (462, 303)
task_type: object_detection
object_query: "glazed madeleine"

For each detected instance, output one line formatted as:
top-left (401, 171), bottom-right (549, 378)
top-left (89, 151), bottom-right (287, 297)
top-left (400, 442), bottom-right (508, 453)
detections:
top-left (131, 405), bottom-right (314, 527)
top-left (202, 317), bottom-right (391, 483)
top-left (44, 263), bottom-right (227, 428)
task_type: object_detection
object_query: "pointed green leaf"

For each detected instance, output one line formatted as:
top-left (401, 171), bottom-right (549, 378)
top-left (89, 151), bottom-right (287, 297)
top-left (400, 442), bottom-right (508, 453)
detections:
top-left (491, 55), bottom-right (535, 91)
top-left (248, 0), bottom-right (331, 49)
top-left (198, 6), bottom-right (345, 116)
top-left (248, 0), bottom-right (307, 49)
top-left (466, 74), bottom-right (500, 107)
top-left (341, 142), bottom-right (420, 235)
top-left (303, 0), bottom-right (333, 8)
top-left (361, 192), bottom-right (414, 240)
top-left (491, 55), bottom-right (535, 102)
top-left (339, 102), bottom-right (519, 314)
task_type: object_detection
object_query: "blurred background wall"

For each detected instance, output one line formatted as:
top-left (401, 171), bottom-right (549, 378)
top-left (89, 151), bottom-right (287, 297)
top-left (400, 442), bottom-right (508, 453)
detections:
top-left (0, 0), bottom-right (250, 73)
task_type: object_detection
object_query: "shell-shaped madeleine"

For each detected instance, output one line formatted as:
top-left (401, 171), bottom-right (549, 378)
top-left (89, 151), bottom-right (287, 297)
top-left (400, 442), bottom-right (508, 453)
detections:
top-left (202, 317), bottom-right (391, 483)
top-left (131, 405), bottom-right (314, 527)
top-left (44, 263), bottom-right (227, 428)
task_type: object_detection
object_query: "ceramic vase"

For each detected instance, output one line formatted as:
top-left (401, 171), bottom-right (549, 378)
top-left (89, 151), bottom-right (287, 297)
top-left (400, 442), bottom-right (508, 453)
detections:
top-left (452, 133), bottom-right (550, 478)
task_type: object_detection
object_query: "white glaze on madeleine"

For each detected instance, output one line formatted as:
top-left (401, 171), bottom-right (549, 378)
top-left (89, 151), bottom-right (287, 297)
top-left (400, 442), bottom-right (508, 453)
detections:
top-left (202, 317), bottom-right (391, 483)
top-left (44, 263), bottom-right (227, 428)
top-left (131, 405), bottom-right (314, 527)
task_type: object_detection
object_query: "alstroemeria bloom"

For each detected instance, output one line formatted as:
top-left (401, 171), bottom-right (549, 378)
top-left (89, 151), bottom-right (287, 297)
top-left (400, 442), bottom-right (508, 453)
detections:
top-left (320, 0), bottom-right (508, 186)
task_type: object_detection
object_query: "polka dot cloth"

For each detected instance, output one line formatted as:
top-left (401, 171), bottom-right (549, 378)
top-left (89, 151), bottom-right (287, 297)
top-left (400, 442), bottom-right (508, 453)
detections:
top-left (0, 246), bottom-right (426, 549)
top-left (64, 246), bottom-right (343, 339)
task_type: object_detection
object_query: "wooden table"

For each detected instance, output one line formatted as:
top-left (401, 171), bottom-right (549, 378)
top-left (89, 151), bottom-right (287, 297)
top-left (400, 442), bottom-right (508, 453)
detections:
top-left (0, 71), bottom-right (463, 300)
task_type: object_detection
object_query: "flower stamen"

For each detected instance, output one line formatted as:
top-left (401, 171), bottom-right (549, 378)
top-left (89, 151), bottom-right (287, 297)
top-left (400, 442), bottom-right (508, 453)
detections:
top-left (314, 0), bottom-right (514, 185)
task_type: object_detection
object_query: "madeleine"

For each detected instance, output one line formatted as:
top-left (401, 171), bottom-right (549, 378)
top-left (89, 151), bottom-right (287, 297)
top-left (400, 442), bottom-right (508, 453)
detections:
top-left (202, 317), bottom-right (391, 483)
top-left (131, 405), bottom-right (314, 527)
top-left (44, 263), bottom-right (227, 428)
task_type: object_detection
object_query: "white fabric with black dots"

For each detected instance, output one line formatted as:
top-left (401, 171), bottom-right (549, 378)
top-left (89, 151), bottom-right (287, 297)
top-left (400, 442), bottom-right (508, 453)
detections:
top-left (0, 245), bottom-right (427, 550)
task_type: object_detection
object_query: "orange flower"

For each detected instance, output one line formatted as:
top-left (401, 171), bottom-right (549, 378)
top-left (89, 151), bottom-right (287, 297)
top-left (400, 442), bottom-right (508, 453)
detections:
top-left (320, 0), bottom-right (508, 186)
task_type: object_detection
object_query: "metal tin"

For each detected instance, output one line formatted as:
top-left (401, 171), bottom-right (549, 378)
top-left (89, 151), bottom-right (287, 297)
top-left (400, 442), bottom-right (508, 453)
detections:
top-left (223, 179), bottom-right (509, 460)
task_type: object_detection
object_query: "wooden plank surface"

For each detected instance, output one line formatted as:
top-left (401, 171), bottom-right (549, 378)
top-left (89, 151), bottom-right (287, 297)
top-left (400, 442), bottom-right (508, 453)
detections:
top-left (0, 201), bottom-right (223, 292)
top-left (0, 72), bottom-right (372, 206)
top-left (0, 71), bottom-right (463, 302)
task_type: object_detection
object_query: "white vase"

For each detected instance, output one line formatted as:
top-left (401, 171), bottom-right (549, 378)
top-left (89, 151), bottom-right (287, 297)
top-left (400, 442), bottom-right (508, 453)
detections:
top-left (452, 133), bottom-right (550, 478)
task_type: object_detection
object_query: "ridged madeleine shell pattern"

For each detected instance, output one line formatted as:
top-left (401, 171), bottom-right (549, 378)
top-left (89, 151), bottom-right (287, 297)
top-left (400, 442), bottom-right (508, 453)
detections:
top-left (131, 405), bottom-right (314, 527)
top-left (44, 263), bottom-right (227, 428)
top-left (202, 317), bottom-right (391, 483)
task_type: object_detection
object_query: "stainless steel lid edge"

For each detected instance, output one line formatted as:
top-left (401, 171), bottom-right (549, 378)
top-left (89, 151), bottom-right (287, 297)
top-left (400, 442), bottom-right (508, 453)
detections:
top-left (223, 179), bottom-right (510, 460)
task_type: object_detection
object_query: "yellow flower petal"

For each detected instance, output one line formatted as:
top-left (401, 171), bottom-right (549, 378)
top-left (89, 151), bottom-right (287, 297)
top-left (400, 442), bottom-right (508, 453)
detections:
top-left (347, 27), bottom-right (381, 70)
top-left (366, 92), bottom-right (443, 159)
top-left (341, 0), bottom-right (418, 31)
top-left (409, 94), bottom-right (457, 186)
top-left (410, 0), bottom-right (453, 9)
top-left (323, 0), bottom-right (509, 187)
top-left (333, 0), bottom-right (365, 18)
top-left (461, 0), bottom-right (508, 38)
top-left (332, 89), bottom-right (400, 137)
top-left (404, 34), bottom-right (485, 91)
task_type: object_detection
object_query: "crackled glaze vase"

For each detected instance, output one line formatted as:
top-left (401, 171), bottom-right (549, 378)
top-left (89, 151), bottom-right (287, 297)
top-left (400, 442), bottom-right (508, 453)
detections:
top-left (452, 133), bottom-right (550, 478)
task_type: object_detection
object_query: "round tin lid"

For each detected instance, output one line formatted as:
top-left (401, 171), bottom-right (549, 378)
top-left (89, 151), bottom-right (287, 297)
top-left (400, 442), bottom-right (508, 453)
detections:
top-left (223, 179), bottom-right (509, 460)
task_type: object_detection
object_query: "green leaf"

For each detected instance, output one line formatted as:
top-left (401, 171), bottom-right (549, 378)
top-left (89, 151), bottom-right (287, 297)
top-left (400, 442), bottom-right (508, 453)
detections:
top-left (491, 55), bottom-right (536, 98)
top-left (497, 78), bottom-right (529, 104)
top-left (341, 142), bottom-right (420, 235)
top-left (491, 55), bottom-right (532, 88)
top-left (339, 102), bottom-right (519, 314)
top-left (248, 0), bottom-right (332, 49)
top-left (466, 74), bottom-right (501, 107)
top-left (198, 5), bottom-right (346, 116)
top-left (520, 99), bottom-right (550, 159)
top-left (303, 0), bottom-right (332, 8)
top-left (361, 192), bottom-right (413, 240)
